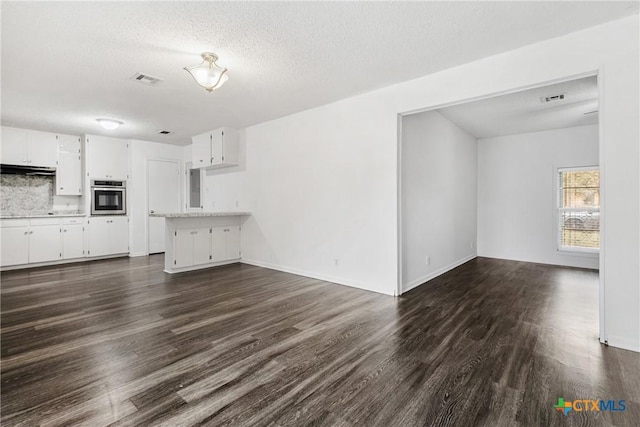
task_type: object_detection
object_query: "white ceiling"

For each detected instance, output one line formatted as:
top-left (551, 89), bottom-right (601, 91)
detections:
top-left (437, 76), bottom-right (599, 138)
top-left (1, 2), bottom-right (637, 145)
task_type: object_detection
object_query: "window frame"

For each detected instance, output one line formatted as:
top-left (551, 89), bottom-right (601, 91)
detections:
top-left (556, 165), bottom-right (600, 254)
top-left (185, 161), bottom-right (204, 212)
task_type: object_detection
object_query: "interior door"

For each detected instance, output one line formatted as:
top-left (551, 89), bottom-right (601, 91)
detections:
top-left (148, 160), bottom-right (181, 254)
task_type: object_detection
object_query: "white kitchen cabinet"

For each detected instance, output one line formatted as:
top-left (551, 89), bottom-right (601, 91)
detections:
top-left (110, 217), bottom-right (129, 254)
top-left (62, 221), bottom-right (85, 260)
top-left (57, 152), bottom-right (82, 195)
top-left (29, 224), bottom-right (62, 263)
top-left (58, 134), bottom-right (81, 154)
top-left (0, 127), bottom-right (57, 167)
top-left (174, 228), bottom-right (210, 268)
top-left (28, 131), bottom-right (58, 167)
top-left (191, 131), bottom-right (212, 168)
top-left (0, 225), bottom-right (29, 267)
top-left (211, 226), bottom-right (241, 262)
top-left (0, 217), bottom-right (87, 268)
top-left (87, 216), bottom-right (129, 257)
top-left (56, 134), bottom-right (83, 196)
top-left (191, 127), bottom-right (239, 169)
top-left (84, 135), bottom-right (129, 180)
top-left (1, 127), bottom-right (28, 165)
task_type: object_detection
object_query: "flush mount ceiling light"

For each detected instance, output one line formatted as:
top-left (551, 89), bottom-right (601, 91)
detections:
top-left (183, 52), bottom-right (228, 92)
top-left (96, 118), bottom-right (123, 130)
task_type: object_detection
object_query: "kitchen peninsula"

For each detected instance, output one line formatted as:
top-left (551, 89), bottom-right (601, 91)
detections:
top-left (150, 212), bottom-right (250, 273)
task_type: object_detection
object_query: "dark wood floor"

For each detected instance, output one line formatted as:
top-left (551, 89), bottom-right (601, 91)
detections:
top-left (1, 256), bottom-right (638, 426)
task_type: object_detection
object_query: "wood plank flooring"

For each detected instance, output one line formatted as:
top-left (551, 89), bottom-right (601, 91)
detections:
top-left (1, 256), bottom-right (638, 426)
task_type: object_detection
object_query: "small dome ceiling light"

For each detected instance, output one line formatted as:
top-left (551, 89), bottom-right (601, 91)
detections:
top-left (183, 52), bottom-right (228, 92)
top-left (96, 118), bottom-right (123, 130)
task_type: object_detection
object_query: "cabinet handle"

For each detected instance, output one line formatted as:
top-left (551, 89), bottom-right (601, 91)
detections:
top-left (29, 231), bottom-right (33, 234)
top-left (60, 187), bottom-right (64, 190)
top-left (24, 231), bottom-right (28, 235)
top-left (63, 229), bottom-right (67, 232)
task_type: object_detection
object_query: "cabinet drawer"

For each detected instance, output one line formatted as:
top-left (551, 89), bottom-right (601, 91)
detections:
top-left (0, 219), bottom-right (30, 228)
top-left (30, 218), bottom-right (61, 226)
top-left (62, 217), bottom-right (85, 225)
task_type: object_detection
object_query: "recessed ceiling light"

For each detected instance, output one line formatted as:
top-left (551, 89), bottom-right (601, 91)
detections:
top-left (96, 118), bottom-right (123, 130)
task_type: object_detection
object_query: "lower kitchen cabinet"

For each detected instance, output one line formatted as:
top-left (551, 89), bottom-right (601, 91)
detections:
top-left (0, 217), bottom-right (86, 268)
top-left (87, 216), bottom-right (129, 257)
top-left (160, 214), bottom-right (247, 273)
top-left (29, 224), bottom-right (63, 263)
top-left (62, 223), bottom-right (85, 259)
top-left (0, 225), bottom-right (29, 267)
top-left (212, 226), bottom-right (240, 262)
top-left (174, 228), bottom-right (211, 268)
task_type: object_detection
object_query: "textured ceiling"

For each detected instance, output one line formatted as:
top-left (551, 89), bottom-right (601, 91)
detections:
top-left (1, 2), bottom-right (637, 145)
top-left (437, 76), bottom-right (599, 138)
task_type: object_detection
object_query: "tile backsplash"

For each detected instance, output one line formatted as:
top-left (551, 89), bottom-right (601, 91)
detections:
top-left (0, 174), bottom-right (83, 215)
top-left (1, 174), bottom-right (54, 213)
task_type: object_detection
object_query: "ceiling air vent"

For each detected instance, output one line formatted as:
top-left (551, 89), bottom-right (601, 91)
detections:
top-left (540, 93), bottom-right (566, 103)
top-left (131, 72), bottom-right (164, 86)
top-left (156, 130), bottom-right (174, 135)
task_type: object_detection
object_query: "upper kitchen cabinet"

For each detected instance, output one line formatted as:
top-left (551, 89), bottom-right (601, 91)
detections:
top-left (56, 134), bottom-right (82, 196)
top-left (0, 126), bottom-right (57, 167)
top-left (191, 127), bottom-right (239, 169)
top-left (84, 135), bottom-right (129, 180)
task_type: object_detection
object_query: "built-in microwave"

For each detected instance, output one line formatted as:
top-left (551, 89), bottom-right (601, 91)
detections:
top-left (91, 180), bottom-right (126, 215)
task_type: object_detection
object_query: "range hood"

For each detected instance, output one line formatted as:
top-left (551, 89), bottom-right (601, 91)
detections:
top-left (0, 164), bottom-right (56, 176)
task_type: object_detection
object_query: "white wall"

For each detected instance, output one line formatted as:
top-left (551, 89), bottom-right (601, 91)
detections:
top-left (477, 125), bottom-right (599, 269)
top-left (401, 110), bottom-right (477, 292)
top-left (193, 16), bottom-right (638, 350)
top-left (129, 139), bottom-right (184, 256)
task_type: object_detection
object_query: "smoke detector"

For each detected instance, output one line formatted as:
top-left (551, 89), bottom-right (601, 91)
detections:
top-left (131, 72), bottom-right (164, 86)
top-left (540, 93), bottom-right (566, 103)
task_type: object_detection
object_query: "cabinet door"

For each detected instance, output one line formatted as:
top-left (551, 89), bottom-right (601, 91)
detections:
top-left (58, 134), bottom-right (81, 154)
top-left (29, 225), bottom-right (61, 263)
top-left (85, 136), bottom-right (128, 179)
top-left (110, 141), bottom-right (129, 180)
top-left (192, 132), bottom-right (211, 168)
top-left (0, 227), bottom-right (29, 266)
top-left (221, 128), bottom-right (239, 166)
top-left (226, 226), bottom-right (241, 259)
top-left (28, 131), bottom-right (58, 167)
top-left (109, 217), bottom-right (129, 254)
top-left (211, 227), bottom-right (227, 262)
top-left (62, 224), bottom-right (84, 259)
top-left (192, 228), bottom-right (211, 265)
top-left (210, 130), bottom-right (223, 166)
top-left (0, 127), bottom-right (28, 165)
top-left (174, 229), bottom-right (195, 268)
top-left (56, 152), bottom-right (82, 195)
top-left (88, 218), bottom-right (111, 257)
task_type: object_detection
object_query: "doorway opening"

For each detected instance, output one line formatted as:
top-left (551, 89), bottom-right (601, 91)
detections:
top-left (398, 73), bottom-right (602, 340)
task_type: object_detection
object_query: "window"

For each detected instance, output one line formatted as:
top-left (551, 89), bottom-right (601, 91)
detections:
top-left (186, 162), bottom-right (203, 210)
top-left (557, 167), bottom-right (599, 251)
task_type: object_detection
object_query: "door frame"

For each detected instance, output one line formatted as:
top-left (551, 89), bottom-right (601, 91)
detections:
top-left (396, 68), bottom-right (607, 344)
top-left (146, 157), bottom-right (182, 255)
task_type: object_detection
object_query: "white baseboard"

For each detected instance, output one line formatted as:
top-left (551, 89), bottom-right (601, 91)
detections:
top-left (0, 253), bottom-right (128, 271)
top-left (129, 252), bottom-right (147, 257)
top-left (606, 335), bottom-right (640, 353)
top-left (240, 258), bottom-right (395, 296)
top-left (402, 254), bottom-right (477, 294)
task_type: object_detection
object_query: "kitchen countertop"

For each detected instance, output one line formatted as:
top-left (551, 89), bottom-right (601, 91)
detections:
top-left (1, 211), bottom-right (86, 219)
top-left (150, 212), bottom-right (251, 218)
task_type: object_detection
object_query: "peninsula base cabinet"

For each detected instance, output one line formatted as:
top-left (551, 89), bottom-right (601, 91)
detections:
top-left (0, 217), bottom-right (86, 268)
top-left (160, 215), bottom-right (247, 273)
top-left (87, 217), bottom-right (129, 257)
top-left (174, 228), bottom-right (211, 268)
